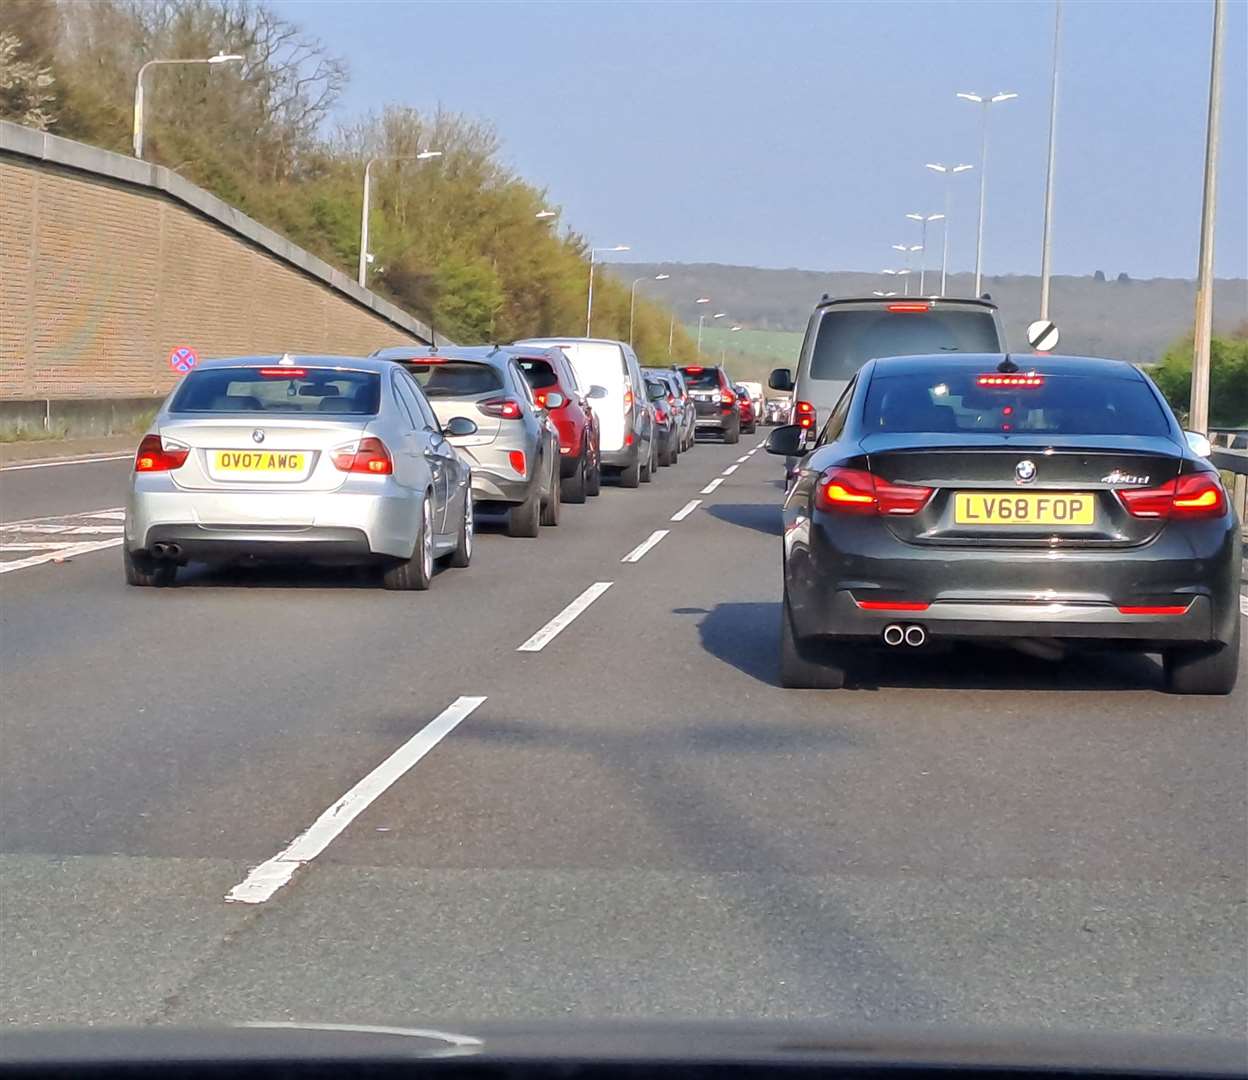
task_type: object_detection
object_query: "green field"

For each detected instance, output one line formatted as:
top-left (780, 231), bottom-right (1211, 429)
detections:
top-left (685, 325), bottom-right (803, 384)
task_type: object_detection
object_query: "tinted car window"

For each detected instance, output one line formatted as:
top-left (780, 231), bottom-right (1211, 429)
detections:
top-left (517, 358), bottom-right (560, 390)
top-left (861, 372), bottom-right (1172, 436)
top-left (401, 360), bottom-right (504, 397)
top-left (811, 309), bottom-right (1001, 381)
top-left (644, 379), bottom-right (667, 400)
top-left (171, 367), bottom-right (381, 414)
top-left (679, 367), bottom-right (722, 390)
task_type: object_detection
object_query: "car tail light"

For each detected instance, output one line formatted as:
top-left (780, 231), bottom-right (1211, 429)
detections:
top-left (976, 373), bottom-right (1044, 387)
top-left (331, 437), bottom-right (392, 475)
top-left (478, 397), bottom-right (523, 419)
top-left (683, 365), bottom-right (704, 374)
top-left (623, 386), bottom-right (634, 412)
top-left (508, 449), bottom-right (526, 476)
top-left (258, 367), bottom-right (308, 378)
top-left (1118, 472), bottom-right (1226, 520)
top-left (667, 393), bottom-right (676, 404)
top-left (1117, 603), bottom-right (1192, 615)
top-left (815, 467), bottom-right (933, 516)
top-left (794, 400), bottom-right (816, 429)
top-left (720, 389), bottom-right (736, 407)
top-left (655, 406), bottom-right (669, 423)
top-left (887, 302), bottom-right (930, 313)
top-left (134, 434), bottom-right (189, 472)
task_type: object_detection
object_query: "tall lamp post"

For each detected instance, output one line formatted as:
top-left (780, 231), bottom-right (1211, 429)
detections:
top-left (924, 162), bottom-right (973, 296)
top-left (586, 244), bottom-right (631, 336)
top-left (672, 297), bottom-right (710, 357)
top-left (629, 273), bottom-right (670, 345)
top-left (957, 90), bottom-right (1018, 296)
top-left (358, 151), bottom-right (442, 287)
top-left (133, 52), bottom-right (243, 160)
top-left (698, 311), bottom-right (725, 356)
top-left (1039, 0), bottom-right (1063, 321)
top-left (905, 213), bottom-right (945, 295)
top-left (890, 244), bottom-right (922, 295)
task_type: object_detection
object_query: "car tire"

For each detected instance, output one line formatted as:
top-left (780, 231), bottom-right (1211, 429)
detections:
top-left (540, 456), bottom-right (561, 526)
top-left (587, 453), bottom-right (602, 496)
top-left (724, 420), bottom-right (740, 445)
top-left (507, 482), bottom-right (542, 537)
top-left (779, 589), bottom-right (846, 689)
top-left (123, 547), bottom-right (176, 587)
top-left (744, 421), bottom-right (756, 434)
top-left (561, 453), bottom-right (588, 504)
top-left (619, 455), bottom-right (641, 488)
top-left (1163, 618), bottom-right (1239, 695)
top-left (640, 444), bottom-right (654, 483)
top-left (383, 496), bottom-right (434, 590)
top-left (671, 441), bottom-right (680, 465)
top-left (446, 491), bottom-right (473, 568)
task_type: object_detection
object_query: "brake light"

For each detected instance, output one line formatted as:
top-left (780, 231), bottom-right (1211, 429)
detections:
top-left (666, 393), bottom-right (676, 404)
top-left (1118, 473), bottom-right (1226, 520)
top-left (976, 374), bottom-right (1044, 387)
top-left (1117, 604), bottom-right (1192, 616)
top-left (478, 397), bottom-right (523, 419)
top-left (720, 391), bottom-right (735, 407)
top-left (623, 386), bottom-right (634, 412)
top-left (887, 302), bottom-right (930, 313)
top-left (258, 367), bottom-right (307, 378)
top-left (655, 406), bottom-right (669, 423)
top-left (331, 436), bottom-right (392, 475)
top-left (814, 467), bottom-right (933, 516)
top-left (856, 600), bottom-right (931, 611)
top-left (508, 449), bottom-right (526, 476)
top-left (134, 434), bottom-right (189, 472)
top-left (683, 365), bottom-right (704, 374)
top-left (795, 400), bottom-right (816, 429)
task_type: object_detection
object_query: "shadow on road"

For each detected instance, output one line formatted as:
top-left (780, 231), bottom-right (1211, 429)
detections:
top-left (705, 503), bottom-right (783, 537)
top-left (689, 601), bottom-right (1167, 693)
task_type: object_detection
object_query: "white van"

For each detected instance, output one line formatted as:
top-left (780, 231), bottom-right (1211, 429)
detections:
top-left (515, 337), bottom-right (657, 487)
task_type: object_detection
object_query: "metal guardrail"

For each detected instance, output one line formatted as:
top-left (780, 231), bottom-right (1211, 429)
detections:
top-left (1209, 435), bottom-right (1248, 526)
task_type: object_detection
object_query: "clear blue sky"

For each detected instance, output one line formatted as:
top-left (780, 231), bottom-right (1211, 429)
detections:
top-left (276, 0), bottom-right (1246, 281)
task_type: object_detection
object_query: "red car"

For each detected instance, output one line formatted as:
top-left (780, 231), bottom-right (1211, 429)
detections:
top-left (735, 385), bottom-right (757, 434)
top-left (513, 346), bottom-right (602, 502)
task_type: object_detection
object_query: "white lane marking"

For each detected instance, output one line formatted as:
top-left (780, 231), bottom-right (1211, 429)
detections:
top-left (700, 478), bottom-right (724, 494)
top-left (722, 464), bottom-right (739, 476)
top-left (83, 510), bottom-right (127, 521)
top-left (0, 538), bottom-right (122, 574)
top-left (755, 439), bottom-right (767, 448)
top-left (621, 529), bottom-right (669, 563)
top-left (0, 543), bottom-right (82, 551)
top-left (1, 507), bottom-right (125, 530)
top-left (517, 581), bottom-right (613, 652)
top-left (226, 695), bottom-right (487, 905)
top-left (671, 499), bottom-right (702, 522)
top-left (0, 453), bottom-right (133, 472)
top-left (736, 455), bottom-right (750, 463)
top-left (1240, 593), bottom-right (1248, 618)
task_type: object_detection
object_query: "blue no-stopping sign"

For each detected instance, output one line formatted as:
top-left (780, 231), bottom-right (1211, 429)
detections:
top-left (169, 346), bottom-right (198, 374)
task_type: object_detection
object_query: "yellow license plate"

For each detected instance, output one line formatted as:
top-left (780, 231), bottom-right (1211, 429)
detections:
top-left (954, 491), bottom-right (1095, 526)
top-left (213, 450), bottom-right (305, 473)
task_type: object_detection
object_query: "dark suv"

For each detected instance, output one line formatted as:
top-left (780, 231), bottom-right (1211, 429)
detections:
top-left (677, 364), bottom-right (740, 444)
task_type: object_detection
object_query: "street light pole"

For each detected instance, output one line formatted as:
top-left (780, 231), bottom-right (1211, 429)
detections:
top-left (673, 297), bottom-right (710, 359)
top-left (906, 214), bottom-right (944, 295)
top-left (958, 91), bottom-right (1018, 297)
top-left (891, 244), bottom-right (922, 295)
top-left (629, 273), bottom-right (670, 346)
top-left (358, 151), bottom-right (442, 288)
top-left (697, 311), bottom-right (726, 356)
top-left (586, 244), bottom-right (630, 336)
top-left (1190, 0), bottom-right (1225, 435)
top-left (925, 162), bottom-right (973, 295)
top-left (133, 52), bottom-right (243, 160)
top-left (1039, 0), bottom-right (1063, 321)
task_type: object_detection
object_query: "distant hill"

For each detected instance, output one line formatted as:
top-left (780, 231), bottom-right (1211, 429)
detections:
top-left (612, 263), bottom-right (1248, 366)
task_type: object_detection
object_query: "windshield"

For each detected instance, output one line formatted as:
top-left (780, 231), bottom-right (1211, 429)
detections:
top-left (170, 367), bottom-right (381, 414)
top-left (811, 308), bottom-right (1002, 381)
top-left (401, 360), bottom-right (504, 397)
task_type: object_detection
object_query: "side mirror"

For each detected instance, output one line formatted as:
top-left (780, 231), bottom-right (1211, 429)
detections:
top-left (765, 425), bottom-right (804, 456)
top-left (768, 368), bottom-right (794, 392)
top-left (543, 391), bottom-right (565, 409)
top-left (444, 416), bottom-right (478, 438)
top-left (1184, 430), bottom-right (1213, 458)
top-left (587, 385), bottom-right (608, 400)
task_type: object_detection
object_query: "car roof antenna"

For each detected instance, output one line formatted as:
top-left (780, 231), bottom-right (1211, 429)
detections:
top-left (997, 354), bottom-right (1020, 373)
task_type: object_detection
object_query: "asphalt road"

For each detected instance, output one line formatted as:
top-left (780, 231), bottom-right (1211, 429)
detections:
top-left (1, 436), bottom-right (1245, 1036)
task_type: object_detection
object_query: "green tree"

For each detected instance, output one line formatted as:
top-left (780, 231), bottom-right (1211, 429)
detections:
top-left (1152, 327), bottom-right (1248, 428)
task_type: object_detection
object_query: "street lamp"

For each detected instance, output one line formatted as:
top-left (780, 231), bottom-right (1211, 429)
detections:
top-left (133, 52), bottom-right (243, 159)
top-left (905, 212), bottom-right (945, 295)
top-left (872, 290), bottom-right (898, 297)
top-left (890, 243), bottom-right (922, 295)
top-left (924, 162), bottom-right (974, 296)
top-left (535, 209), bottom-right (557, 220)
top-left (358, 151), bottom-right (443, 287)
top-left (629, 273), bottom-right (670, 345)
top-left (671, 297), bottom-right (710, 357)
top-left (697, 311), bottom-right (726, 356)
top-left (957, 90), bottom-right (1018, 296)
top-left (586, 244), bottom-right (631, 336)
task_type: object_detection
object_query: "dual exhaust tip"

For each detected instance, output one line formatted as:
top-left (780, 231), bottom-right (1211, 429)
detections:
top-left (883, 623), bottom-right (926, 648)
top-left (150, 542), bottom-right (182, 561)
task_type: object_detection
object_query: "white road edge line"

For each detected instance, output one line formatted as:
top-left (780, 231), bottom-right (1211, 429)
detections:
top-left (225, 695), bottom-right (487, 905)
top-left (0, 538), bottom-right (122, 575)
top-left (1240, 593), bottom-right (1248, 618)
top-left (722, 464), bottom-right (739, 476)
top-left (0, 453), bottom-right (133, 472)
top-left (517, 581), bottom-right (613, 653)
top-left (670, 499), bottom-right (702, 522)
top-left (621, 529), bottom-right (669, 563)
top-left (700, 478), bottom-right (724, 494)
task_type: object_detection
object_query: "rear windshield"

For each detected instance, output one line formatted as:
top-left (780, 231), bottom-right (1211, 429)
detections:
top-left (401, 360), bottom-right (504, 398)
top-left (551, 342), bottom-right (626, 388)
top-left (517, 358), bottom-right (559, 390)
top-left (644, 379), bottom-right (668, 400)
top-left (861, 372), bottom-right (1172, 437)
top-left (811, 308), bottom-right (1002, 381)
top-left (170, 367), bottom-right (380, 414)
top-left (679, 367), bottom-right (722, 390)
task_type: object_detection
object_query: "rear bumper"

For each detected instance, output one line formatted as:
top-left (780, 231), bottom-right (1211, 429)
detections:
top-left (600, 443), bottom-right (640, 469)
top-left (471, 469), bottom-right (532, 505)
top-left (695, 409), bottom-right (737, 433)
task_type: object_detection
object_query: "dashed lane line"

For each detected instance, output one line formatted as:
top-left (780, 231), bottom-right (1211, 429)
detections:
top-left (736, 455), bottom-right (750, 463)
top-left (516, 581), bottom-right (614, 653)
top-left (700, 478), bottom-right (724, 495)
top-left (0, 538), bottom-right (123, 575)
top-left (671, 499), bottom-right (702, 522)
top-left (722, 464), bottom-right (739, 476)
top-left (621, 530), bottom-right (669, 563)
top-left (1241, 593), bottom-right (1248, 618)
top-left (225, 695), bottom-right (487, 904)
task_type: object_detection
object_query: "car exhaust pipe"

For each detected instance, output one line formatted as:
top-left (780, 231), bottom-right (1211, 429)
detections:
top-left (882, 624), bottom-right (905, 647)
top-left (903, 624), bottom-right (927, 648)
top-left (150, 543), bottom-right (181, 561)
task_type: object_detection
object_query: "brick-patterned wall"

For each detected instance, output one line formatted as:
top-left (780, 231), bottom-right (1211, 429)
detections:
top-left (0, 156), bottom-right (425, 400)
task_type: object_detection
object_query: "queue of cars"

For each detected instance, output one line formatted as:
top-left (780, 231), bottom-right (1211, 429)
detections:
top-left (123, 336), bottom-right (724, 589)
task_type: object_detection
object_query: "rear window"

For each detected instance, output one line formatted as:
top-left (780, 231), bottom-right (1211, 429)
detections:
top-left (679, 367), bottom-right (722, 390)
top-left (517, 358), bottom-right (559, 390)
top-left (861, 372), bottom-right (1172, 437)
top-left (401, 360), bottom-right (504, 398)
top-left (551, 342), bottom-right (627, 388)
top-left (170, 367), bottom-right (381, 415)
top-left (644, 379), bottom-right (668, 400)
top-left (811, 307), bottom-right (1001, 381)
